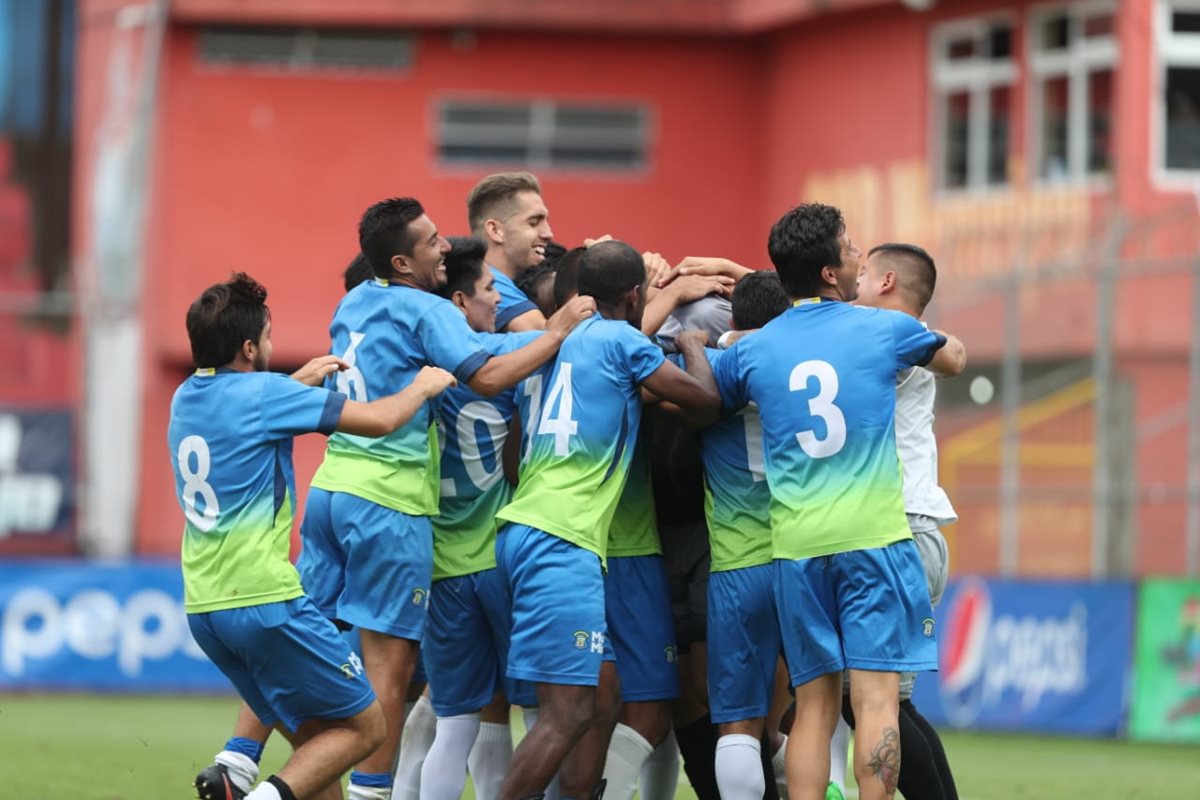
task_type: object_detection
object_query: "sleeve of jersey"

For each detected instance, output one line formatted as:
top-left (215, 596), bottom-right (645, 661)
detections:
top-left (494, 273), bottom-right (538, 331)
top-left (889, 311), bottom-right (947, 368)
top-left (709, 345), bottom-right (748, 413)
top-left (476, 330), bottom-right (543, 356)
top-left (618, 325), bottom-right (667, 384)
top-left (260, 375), bottom-right (347, 438)
top-left (418, 302), bottom-right (493, 383)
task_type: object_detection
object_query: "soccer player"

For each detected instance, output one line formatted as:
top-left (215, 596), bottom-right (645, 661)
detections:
top-left (418, 236), bottom-right (538, 800)
top-left (494, 241), bottom-right (721, 800)
top-left (296, 198), bottom-right (594, 800)
top-left (171, 273), bottom-right (457, 800)
top-left (699, 271), bottom-right (793, 800)
top-left (711, 204), bottom-right (962, 800)
top-left (846, 242), bottom-right (964, 800)
top-left (467, 172), bottom-right (554, 331)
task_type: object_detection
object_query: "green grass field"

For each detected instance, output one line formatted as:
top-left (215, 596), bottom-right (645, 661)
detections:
top-left (1, 694), bottom-right (1196, 799)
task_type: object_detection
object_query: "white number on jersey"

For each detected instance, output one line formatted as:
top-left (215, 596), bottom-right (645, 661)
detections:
top-left (741, 404), bottom-right (766, 482)
top-left (521, 374), bottom-right (543, 461)
top-left (457, 401), bottom-right (508, 492)
top-left (177, 435), bottom-right (220, 531)
top-left (335, 331), bottom-right (369, 401)
top-left (536, 362), bottom-right (579, 457)
top-left (788, 360), bottom-right (847, 459)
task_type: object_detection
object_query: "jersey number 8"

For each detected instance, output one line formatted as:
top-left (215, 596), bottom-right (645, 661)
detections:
top-left (177, 435), bottom-right (220, 531)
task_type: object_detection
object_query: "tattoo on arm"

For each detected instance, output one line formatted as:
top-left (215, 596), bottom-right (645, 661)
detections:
top-left (866, 727), bottom-right (900, 794)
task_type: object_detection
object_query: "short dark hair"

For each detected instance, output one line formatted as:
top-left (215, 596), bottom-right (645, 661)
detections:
top-left (441, 236), bottom-right (488, 299)
top-left (867, 242), bottom-right (938, 313)
top-left (517, 263), bottom-right (556, 301)
top-left (552, 246), bottom-right (587, 309)
top-left (343, 253), bottom-right (374, 293)
top-left (577, 241), bottom-right (645, 306)
top-left (467, 172), bottom-right (542, 236)
top-left (540, 240), bottom-right (568, 271)
top-left (767, 203), bottom-right (846, 299)
top-left (186, 273), bottom-right (269, 368)
top-left (359, 197), bottom-right (425, 279)
top-left (731, 271), bottom-right (791, 330)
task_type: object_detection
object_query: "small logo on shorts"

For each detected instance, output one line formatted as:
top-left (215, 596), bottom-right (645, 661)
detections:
top-left (664, 645), bottom-right (677, 664)
top-left (412, 587), bottom-right (428, 607)
top-left (573, 630), bottom-right (589, 649)
top-left (922, 618), bottom-right (935, 637)
top-left (573, 630), bottom-right (605, 653)
top-left (340, 651), bottom-right (364, 679)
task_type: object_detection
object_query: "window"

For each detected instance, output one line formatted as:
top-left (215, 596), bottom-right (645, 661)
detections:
top-left (1158, 2), bottom-right (1200, 173)
top-left (931, 18), bottom-right (1018, 191)
top-left (437, 99), bottom-right (649, 171)
top-left (1029, 3), bottom-right (1118, 183)
top-left (198, 26), bottom-right (414, 71)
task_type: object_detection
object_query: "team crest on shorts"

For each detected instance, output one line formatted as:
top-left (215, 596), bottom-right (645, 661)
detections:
top-left (664, 645), bottom-right (677, 664)
top-left (922, 617), bottom-right (935, 637)
top-left (573, 630), bottom-right (589, 649)
top-left (411, 587), bottom-right (428, 607)
top-left (340, 651), bottom-right (364, 679)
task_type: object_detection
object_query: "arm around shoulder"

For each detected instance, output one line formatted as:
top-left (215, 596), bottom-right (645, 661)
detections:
top-left (926, 331), bottom-right (966, 377)
top-left (336, 367), bottom-right (457, 438)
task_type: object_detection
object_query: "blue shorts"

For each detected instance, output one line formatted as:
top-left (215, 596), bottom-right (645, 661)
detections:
top-left (297, 488), bottom-right (432, 639)
top-left (775, 539), bottom-right (937, 687)
top-left (495, 523), bottom-right (606, 686)
top-left (707, 564), bottom-right (780, 723)
top-left (605, 555), bottom-right (679, 702)
top-left (188, 596), bottom-right (376, 732)
top-left (425, 568), bottom-right (535, 716)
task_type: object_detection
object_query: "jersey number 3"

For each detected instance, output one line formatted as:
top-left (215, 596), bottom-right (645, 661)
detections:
top-left (789, 360), bottom-right (846, 459)
top-left (177, 435), bottom-right (220, 531)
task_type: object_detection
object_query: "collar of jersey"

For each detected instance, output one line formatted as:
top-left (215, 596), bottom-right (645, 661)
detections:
top-left (793, 296), bottom-right (827, 306)
top-left (194, 367), bottom-right (239, 377)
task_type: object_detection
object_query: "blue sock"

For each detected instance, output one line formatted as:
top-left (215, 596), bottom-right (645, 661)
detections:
top-left (349, 771), bottom-right (392, 788)
top-left (224, 736), bottom-right (264, 762)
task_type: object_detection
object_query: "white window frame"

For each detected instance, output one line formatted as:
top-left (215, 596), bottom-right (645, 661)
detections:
top-left (1154, 0), bottom-right (1200, 186)
top-left (930, 15), bottom-right (1019, 194)
top-left (1027, 1), bottom-right (1119, 186)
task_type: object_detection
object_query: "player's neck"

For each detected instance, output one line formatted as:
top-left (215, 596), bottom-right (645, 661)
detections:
top-left (596, 302), bottom-right (628, 323)
top-left (487, 250), bottom-right (516, 280)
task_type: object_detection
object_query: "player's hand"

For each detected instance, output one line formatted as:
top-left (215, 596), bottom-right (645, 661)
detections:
top-left (583, 234), bottom-right (614, 248)
top-left (547, 294), bottom-right (597, 336)
top-left (674, 329), bottom-right (712, 351)
top-left (657, 256), bottom-right (754, 288)
top-left (412, 366), bottom-right (457, 398)
top-left (667, 274), bottom-right (736, 303)
top-left (290, 355), bottom-right (348, 386)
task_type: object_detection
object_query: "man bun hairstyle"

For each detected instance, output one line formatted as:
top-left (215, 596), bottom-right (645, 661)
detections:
top-left (359, 197), bottom-right (426, 279)
top-left (467, 172), bottom-right (542, 236)
top-left (186, 272), bottom-right (269, 368)
top-left (767, 203), bottom-right (846, 299)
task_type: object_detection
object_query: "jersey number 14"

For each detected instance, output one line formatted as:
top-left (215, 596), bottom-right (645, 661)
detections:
top-left (523, 362), bottom-right (578, 458)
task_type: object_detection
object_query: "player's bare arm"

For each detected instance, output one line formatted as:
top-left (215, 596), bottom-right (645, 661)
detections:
top-left (641, 329), bottom-right (720, 423)
top-left (468, 294), bottom-right (596, 396)
top-left (503, 307), bottom-right (547, 332)
top-left (656, 255), bottom-right (755, 289)
top-left (925, 331), bottom-right (966, 377)
top-left (337, 366), bottom-right (457, 437)
top-left (641, 274), bottom-right (736, 337)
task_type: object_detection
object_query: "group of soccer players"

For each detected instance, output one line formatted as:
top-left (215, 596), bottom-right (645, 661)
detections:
top-left (168, 171), bottom-right (966, 800)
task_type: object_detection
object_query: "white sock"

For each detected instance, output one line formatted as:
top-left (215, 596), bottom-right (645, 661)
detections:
top-left (468, 721), bottom-right (513, 800)
top-left (638, 728), bottom-right (679, 800)
top-left (244, 784), bottom-right (282, 800)
top-left (420, 713), bottom-right (481, 800)
top-left (214, 751), bottom-right (258, 794)
top-left (392, 694), bottom-right (437, 799)
top-left (601, 723), bottom-right (654, 800)
top-left (348, 785), bottom-right (391, 800)
top-left (828, 717), bottom-right (852, 793)
top-left (772, 735), bottom-right (789, 799)
top-left (715, 734), bottom-right (764, 800)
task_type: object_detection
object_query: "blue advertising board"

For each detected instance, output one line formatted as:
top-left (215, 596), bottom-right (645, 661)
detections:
top-left (911, 576), bottom-right (1134, 736)
top-left (0, 561), bottom-right (228, 691)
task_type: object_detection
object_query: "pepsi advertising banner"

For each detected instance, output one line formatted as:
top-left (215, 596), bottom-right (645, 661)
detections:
top-left (911, 576), bottom-right (1134, 736)
top-left (0, 561), bottom-right (228, 691)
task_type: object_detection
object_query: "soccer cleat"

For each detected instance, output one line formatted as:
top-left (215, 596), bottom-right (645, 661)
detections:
top-left (825, 782), bottom-right (846, 800)
top-left (195, 763), bottom-right (246, 800)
